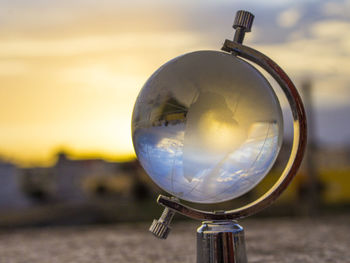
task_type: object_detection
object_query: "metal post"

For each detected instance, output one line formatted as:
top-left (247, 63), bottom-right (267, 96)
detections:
top-left (197, 221), bottom-right (247, 263)
top-left (301, 79), bottom-right (320, 215)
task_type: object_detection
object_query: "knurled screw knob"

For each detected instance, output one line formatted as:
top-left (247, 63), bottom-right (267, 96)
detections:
top-left (149, 207), bottom-right (175, 239)
top-left (149, 219), bottom-right (171, 239)
top-left (233, 10), bottom-right (254, 32)
top-left (231, 10), bottom-right (255, 44)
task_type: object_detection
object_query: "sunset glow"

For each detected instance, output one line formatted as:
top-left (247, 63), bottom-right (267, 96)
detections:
top-left (1, 0), bottom-right (350, 166)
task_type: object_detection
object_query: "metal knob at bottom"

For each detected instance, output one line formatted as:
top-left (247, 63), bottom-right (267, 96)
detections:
top-left (149, 207), bottom-right (175, 239)
top-left (149, 219), bottom-right (171, 239)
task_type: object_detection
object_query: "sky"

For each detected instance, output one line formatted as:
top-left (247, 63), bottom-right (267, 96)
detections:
top-left (0, 0), bottom-right (349, 166)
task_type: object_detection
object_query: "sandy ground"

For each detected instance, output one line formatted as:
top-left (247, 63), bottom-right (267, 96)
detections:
top-left (0, 215), bottom-right (349, 263)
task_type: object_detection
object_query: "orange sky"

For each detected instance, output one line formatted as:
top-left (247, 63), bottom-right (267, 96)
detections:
top-left (0, 0), bottom-right (349, 166)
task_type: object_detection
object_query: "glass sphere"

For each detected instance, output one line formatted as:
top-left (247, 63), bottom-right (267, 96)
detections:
top-left (132, 50), bottom-right (283, 203)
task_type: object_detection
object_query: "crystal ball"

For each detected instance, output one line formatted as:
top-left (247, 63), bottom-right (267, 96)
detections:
top-left (132, 50), bottom-right (283, 203)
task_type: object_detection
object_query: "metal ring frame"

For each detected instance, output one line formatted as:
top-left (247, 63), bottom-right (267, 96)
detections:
top-left (156, 40), bottom-right (307, 221)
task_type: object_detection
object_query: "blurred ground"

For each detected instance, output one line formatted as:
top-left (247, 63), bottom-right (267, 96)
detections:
top-left (0, 215), bottom-right (349, 263)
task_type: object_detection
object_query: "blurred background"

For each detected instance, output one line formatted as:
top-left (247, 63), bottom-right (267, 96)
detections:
top-left (0, 0), bottom-right (349, 227)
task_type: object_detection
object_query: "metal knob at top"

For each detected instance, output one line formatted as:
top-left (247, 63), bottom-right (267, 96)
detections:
top-left (233, 10), bottom-right (254, 32)
top-left (230, 10), bottom-right (255, 45)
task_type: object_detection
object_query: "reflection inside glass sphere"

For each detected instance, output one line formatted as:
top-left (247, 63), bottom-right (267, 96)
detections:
top-left (132, 50), bottom-right (283, 203)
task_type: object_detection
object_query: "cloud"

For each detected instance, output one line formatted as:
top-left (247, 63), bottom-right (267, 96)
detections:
top-left (310, 20), bottom-right (350, 39)
top-left (277, 8), bottom-right (302, 28)
top-left (0, 32), bottom-right (200, 58)
top-left (321, 0), bottom-right (350, 17)
top-left (255, 16), bottom-right (350, 109)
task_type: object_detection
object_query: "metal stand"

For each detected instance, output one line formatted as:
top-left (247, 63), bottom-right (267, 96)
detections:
top-left (197, 221), bottom-right (247, 263)
top-left (148, 9), bottom-right (307, 263)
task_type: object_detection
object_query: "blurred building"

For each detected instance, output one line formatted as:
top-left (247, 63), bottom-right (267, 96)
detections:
top-left (0, 152), bottom-right (153, 210)
top-left (265, 141), bottom-right (350, 207)
top-left (0, 153), bottom-right (157, 226)
top-left (22, 152), bottom-right (151, 204)
top-left (0, 161), bottom-right (31, 210)
top-left (54, 153), bottom-right (119, 202)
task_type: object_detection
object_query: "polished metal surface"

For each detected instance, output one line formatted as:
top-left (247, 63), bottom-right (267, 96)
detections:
top-left (197, 221), bottom-right (247, 263)
top-left (149, 207), bottom-right (175, 239)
